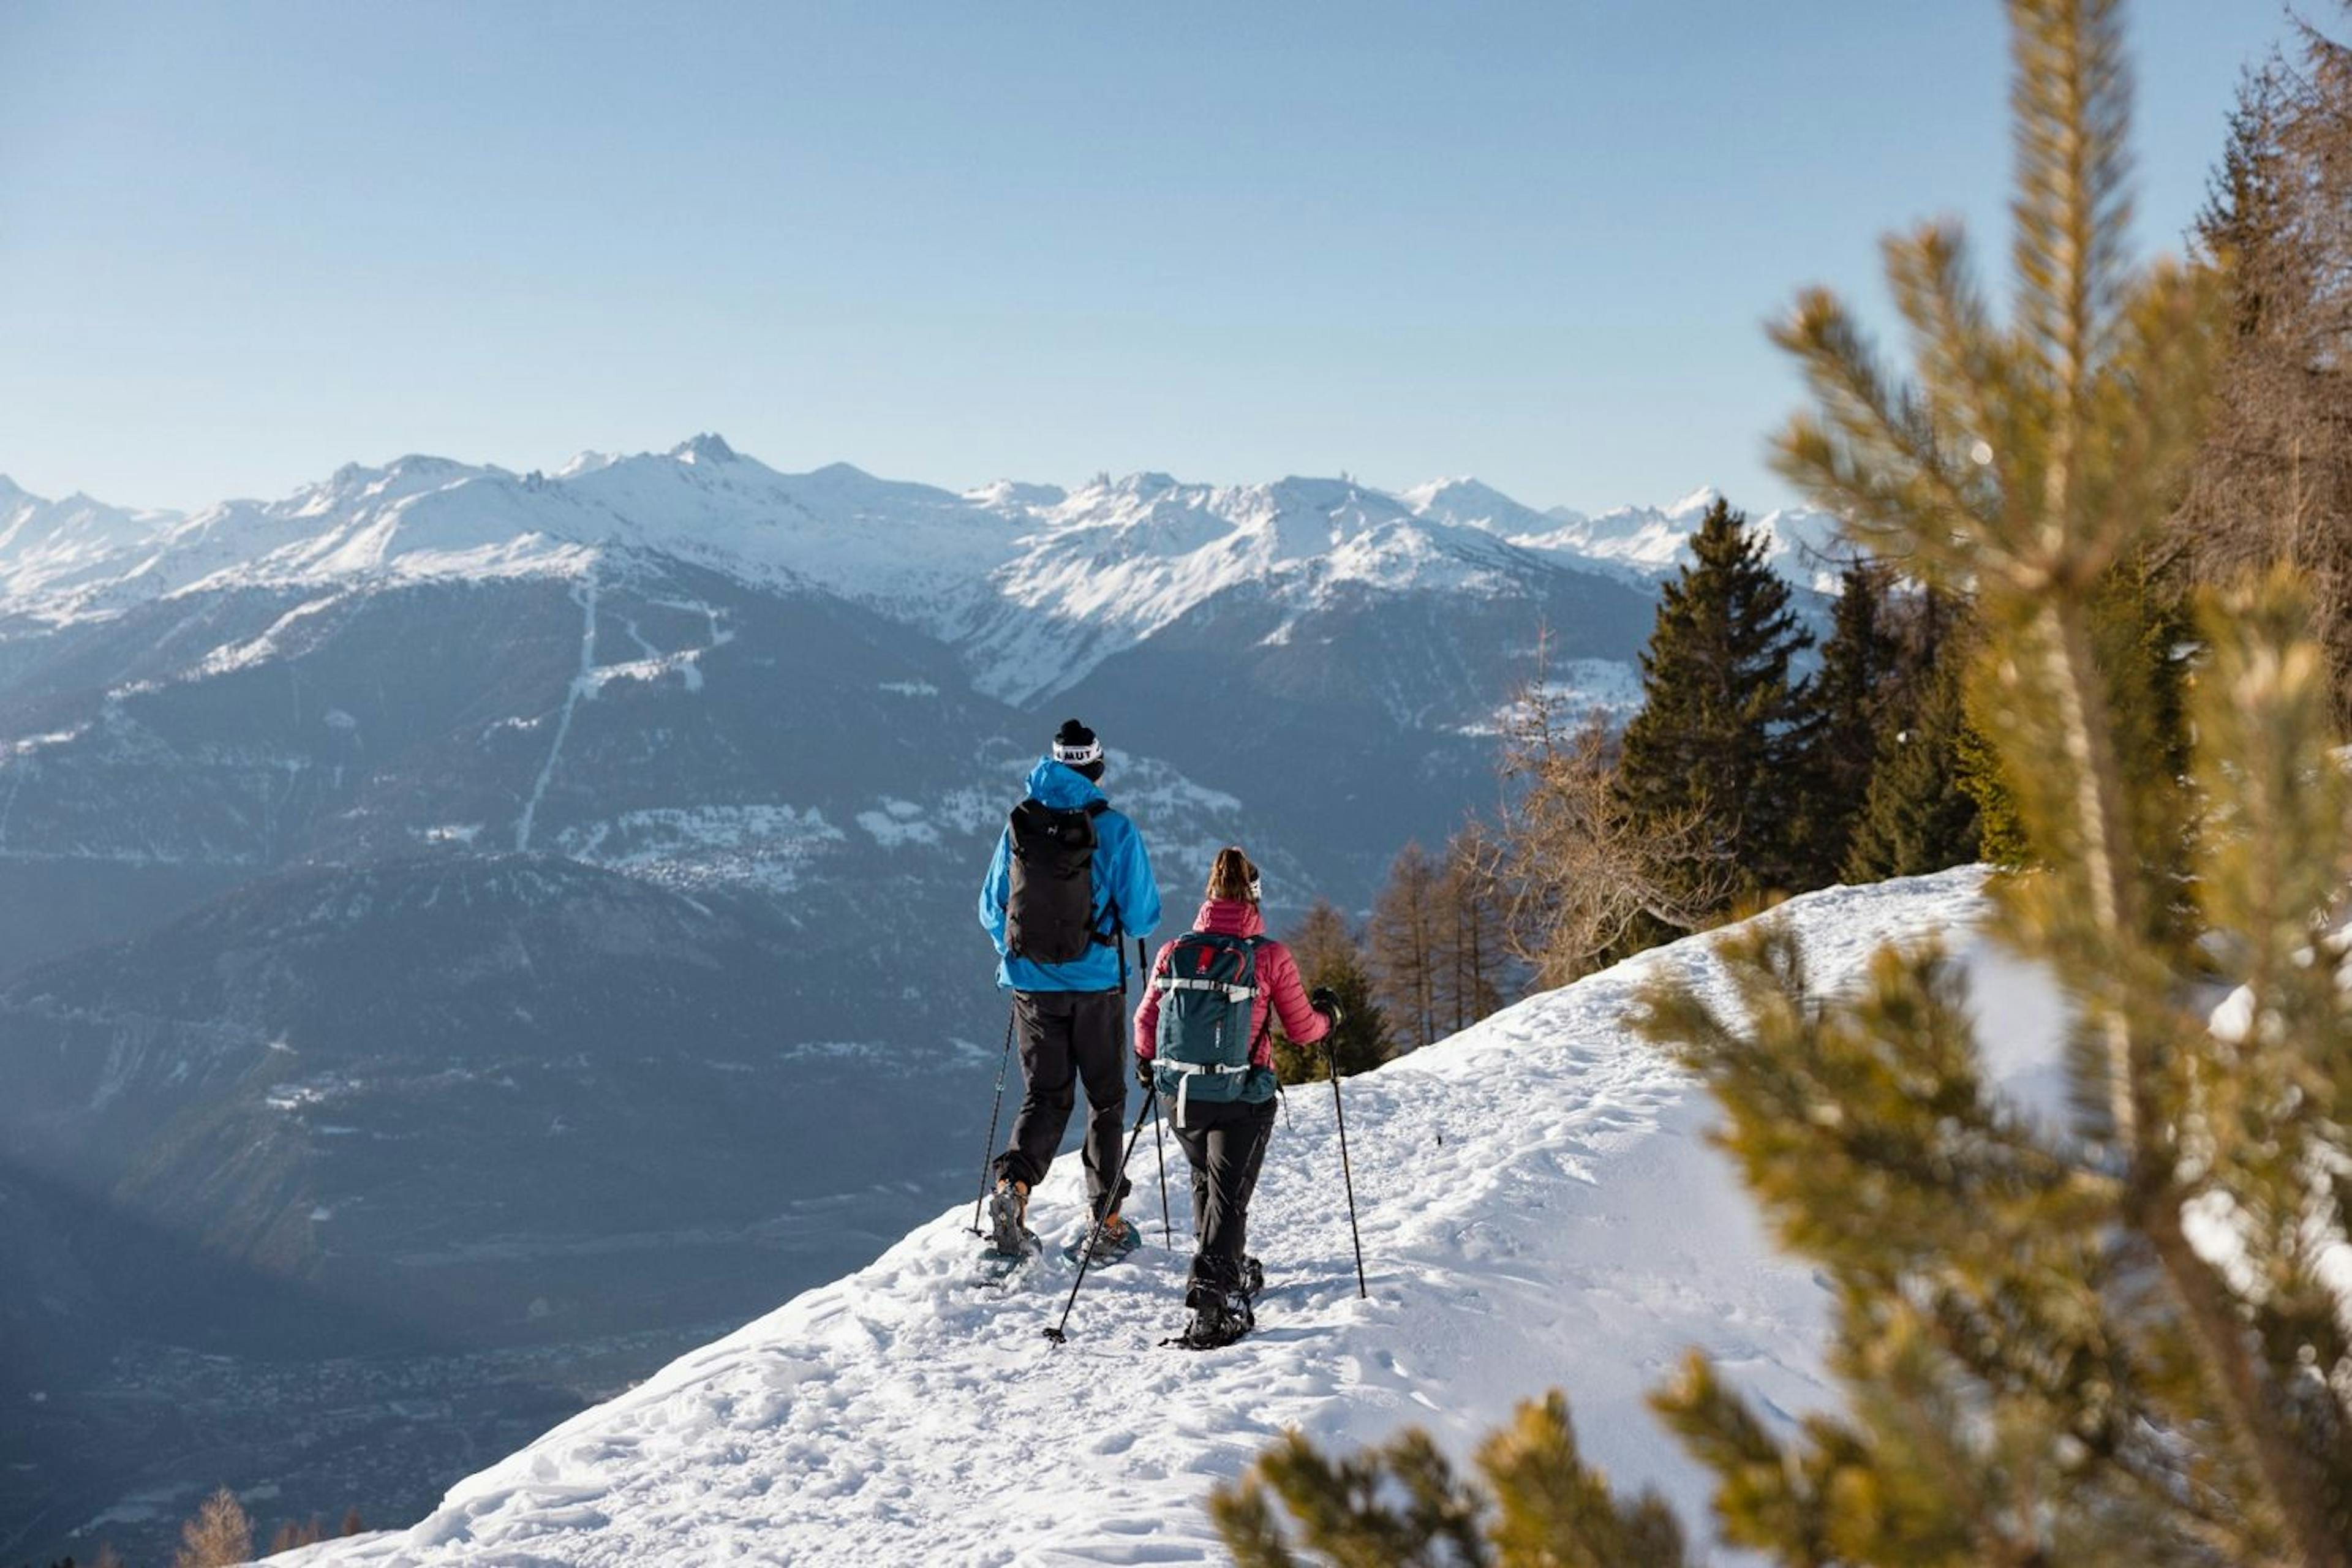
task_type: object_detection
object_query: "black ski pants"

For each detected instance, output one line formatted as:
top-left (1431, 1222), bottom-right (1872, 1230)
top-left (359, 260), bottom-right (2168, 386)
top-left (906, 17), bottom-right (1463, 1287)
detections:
top-left (1172, 1095), bottom-right (1277, 1302)
top-left (995, 988), bottom-right (1130, 1213)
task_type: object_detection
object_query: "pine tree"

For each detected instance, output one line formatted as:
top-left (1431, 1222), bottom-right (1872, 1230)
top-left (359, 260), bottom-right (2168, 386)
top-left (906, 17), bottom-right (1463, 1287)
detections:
top-left (1368, 843), bottom-right (1442, 1050)
top-left (1215, 3), bottom-right (2351, 1562)
top-left (174, 1487), bottom-right (252, 1568)
top-left (1951, 548), bottom-right (2195, 875)
top-left (1843, 604), bottom-right (1982, 880)
top-left (1787, 562), bottom-right (1902, 886)
top-left (1615, 497), bottom-right (1814, 903)
top-left (1212, 1393), bottom-right (1687, 1568)
top-left (1716, 0), bottom-right (2346, 1540)
top-left (1951, 677), bottom-right (2031, 867)
top-left (1273, 899), bottom-right (1393, 1082)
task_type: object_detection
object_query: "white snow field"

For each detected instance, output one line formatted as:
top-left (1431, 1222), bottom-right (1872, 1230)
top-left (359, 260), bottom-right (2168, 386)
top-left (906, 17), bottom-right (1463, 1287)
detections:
top-left (287, 869), bottom-right (2028, 1567)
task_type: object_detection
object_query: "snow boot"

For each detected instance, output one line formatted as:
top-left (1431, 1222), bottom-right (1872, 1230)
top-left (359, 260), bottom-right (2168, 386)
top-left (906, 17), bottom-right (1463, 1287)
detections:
top-left (1240, 1255), bottom-right (1265, 1302)
top-left (1066, 1213), bottom-right (1142, 1265)
top-left (1174, 1288), bottom-right (1254, 1350)
top-left (986, 1178), bottom-right (1029, 1258)
top-left (971, 1227), bottom-right (1042, 1287)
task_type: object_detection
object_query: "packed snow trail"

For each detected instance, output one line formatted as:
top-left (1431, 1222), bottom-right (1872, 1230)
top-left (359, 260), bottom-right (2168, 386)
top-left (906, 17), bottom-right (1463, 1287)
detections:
top-left (287, 870), bottom-right (2017, 1567)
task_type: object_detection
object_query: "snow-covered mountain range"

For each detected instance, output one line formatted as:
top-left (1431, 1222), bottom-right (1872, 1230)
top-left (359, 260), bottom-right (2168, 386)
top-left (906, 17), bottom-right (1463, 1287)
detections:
top-left (276, 869), bottom-right (2011, 1568)
top-left (0, 439), bottom-right (1839, 701)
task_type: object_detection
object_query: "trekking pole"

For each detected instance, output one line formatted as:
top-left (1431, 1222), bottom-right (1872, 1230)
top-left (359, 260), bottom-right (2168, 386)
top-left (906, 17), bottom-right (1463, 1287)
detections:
top-left (1325, 1038), bottom-right (1368, 1299)
top-left (967, 1005), bottom-right (1017, 1237)
top-left (1044, 1090), bottom-right (1158, 1344)
top-left (1140, 937), bottom-right (1170, 1244)
top-left (1151, 1084), bottom-right (1172, 1244)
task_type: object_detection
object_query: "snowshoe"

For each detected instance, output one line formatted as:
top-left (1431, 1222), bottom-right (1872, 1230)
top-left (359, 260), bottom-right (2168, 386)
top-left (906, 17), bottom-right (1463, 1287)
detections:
top-left (972, 1226), bottom-right (1042, 1288)
top-left (985, 1179), bottom-right (1029, 1258)
top-left (1166, 1286), bottom-right (1254, 1351)
top-left (1062, 1213), bottom-right (1144, 1266)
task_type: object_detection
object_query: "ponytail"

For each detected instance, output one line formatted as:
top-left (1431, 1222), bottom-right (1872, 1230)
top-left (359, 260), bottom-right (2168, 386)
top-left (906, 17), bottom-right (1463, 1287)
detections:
top-left (1207, 846), bottom-right (1261, 905)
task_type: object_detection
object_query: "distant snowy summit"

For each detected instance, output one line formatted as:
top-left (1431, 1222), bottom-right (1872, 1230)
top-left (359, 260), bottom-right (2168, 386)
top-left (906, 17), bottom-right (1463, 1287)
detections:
top-left (0, 441), bottom-right (1842, 703)
top-left (1402, 477), bottom-right (1845, 587)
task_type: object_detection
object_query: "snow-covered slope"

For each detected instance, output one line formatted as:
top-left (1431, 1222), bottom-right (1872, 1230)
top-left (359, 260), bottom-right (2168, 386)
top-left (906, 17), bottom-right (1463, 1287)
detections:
top-left (285, 869), bottom-right (2024, 1567)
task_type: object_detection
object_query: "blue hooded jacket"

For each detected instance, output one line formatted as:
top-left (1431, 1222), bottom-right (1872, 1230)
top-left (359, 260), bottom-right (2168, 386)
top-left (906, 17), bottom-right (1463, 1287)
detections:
top-left (979, 758), bottom-right (1161, 992)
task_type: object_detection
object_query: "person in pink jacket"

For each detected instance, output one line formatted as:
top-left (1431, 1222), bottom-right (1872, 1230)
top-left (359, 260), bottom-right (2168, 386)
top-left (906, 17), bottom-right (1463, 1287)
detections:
top-left (1134, 846), bottom-right (1342, 1348)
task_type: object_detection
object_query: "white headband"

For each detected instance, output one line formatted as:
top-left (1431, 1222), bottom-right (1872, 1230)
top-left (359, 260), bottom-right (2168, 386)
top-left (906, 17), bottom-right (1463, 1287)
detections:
top-left (1053, 737), bottom-right (1103, 766)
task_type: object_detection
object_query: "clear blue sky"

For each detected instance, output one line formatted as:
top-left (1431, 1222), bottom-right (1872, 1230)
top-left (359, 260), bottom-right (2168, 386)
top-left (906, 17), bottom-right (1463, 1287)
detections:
top-left (0, 1), bottom-right (2307, 514)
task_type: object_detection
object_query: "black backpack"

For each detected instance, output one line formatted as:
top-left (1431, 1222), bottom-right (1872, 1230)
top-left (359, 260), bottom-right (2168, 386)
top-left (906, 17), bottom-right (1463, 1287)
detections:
top-left (1004, 797), bottom-right (1112, 963)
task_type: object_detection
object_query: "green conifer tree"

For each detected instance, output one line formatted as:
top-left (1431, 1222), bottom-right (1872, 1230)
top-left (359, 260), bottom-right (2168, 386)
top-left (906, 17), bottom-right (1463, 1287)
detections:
top-left (1787, 563), bottom-right (1902, 885)
top-left (1213, 3), bottom-right (2351, 1562)
top-left (1844, 612), bottom-right (1983, 880)
top-left (1952, 546), bottom-right (2192, 874)
top-left (1615, 498), bottom-right (1814, 903)
top-left (1212, 1393), bottom-right (1688, 1568)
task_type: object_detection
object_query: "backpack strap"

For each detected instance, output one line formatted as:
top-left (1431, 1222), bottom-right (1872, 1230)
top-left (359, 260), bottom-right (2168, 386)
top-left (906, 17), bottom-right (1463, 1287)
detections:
top-left (1090, 801), bottom-right (1118, 951)
top-left (1150, 932), bottom-right (1246, 999)
top-left (1154, 975), bottom-right (1256, 1001)
top-left (1245, 936), bottom-right (1273, 1061)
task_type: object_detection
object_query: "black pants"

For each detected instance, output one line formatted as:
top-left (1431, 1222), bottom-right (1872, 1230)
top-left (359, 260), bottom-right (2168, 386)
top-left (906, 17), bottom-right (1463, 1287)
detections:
top-left (1172, 1095), bottom-right (1276, 1300)
top-left (995, 989), bottom-right (1129, 1213)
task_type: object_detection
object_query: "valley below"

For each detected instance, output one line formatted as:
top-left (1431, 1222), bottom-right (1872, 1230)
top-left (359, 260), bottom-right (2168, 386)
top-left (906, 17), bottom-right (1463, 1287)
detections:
top-left (4, 1167), bottom-right (970, 1566)
top-left (14, 1319), bottom-right (718, 1566)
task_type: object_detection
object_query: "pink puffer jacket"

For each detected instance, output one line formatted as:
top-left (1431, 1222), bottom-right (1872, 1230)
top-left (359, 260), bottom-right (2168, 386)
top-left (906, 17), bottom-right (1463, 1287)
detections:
top-left (1133, 899), bottom-right (1330, 1068)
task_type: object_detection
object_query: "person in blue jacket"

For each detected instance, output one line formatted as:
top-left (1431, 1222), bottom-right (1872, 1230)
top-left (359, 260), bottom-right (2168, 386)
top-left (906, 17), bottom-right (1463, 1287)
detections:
top-left (978, 718), bottom-right (1162, 1258)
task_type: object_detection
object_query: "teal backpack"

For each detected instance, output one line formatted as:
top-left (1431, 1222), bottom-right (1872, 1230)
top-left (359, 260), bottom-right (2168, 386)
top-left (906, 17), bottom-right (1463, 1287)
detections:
top-left (1152, 932), bottom-right (1273, 1121)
